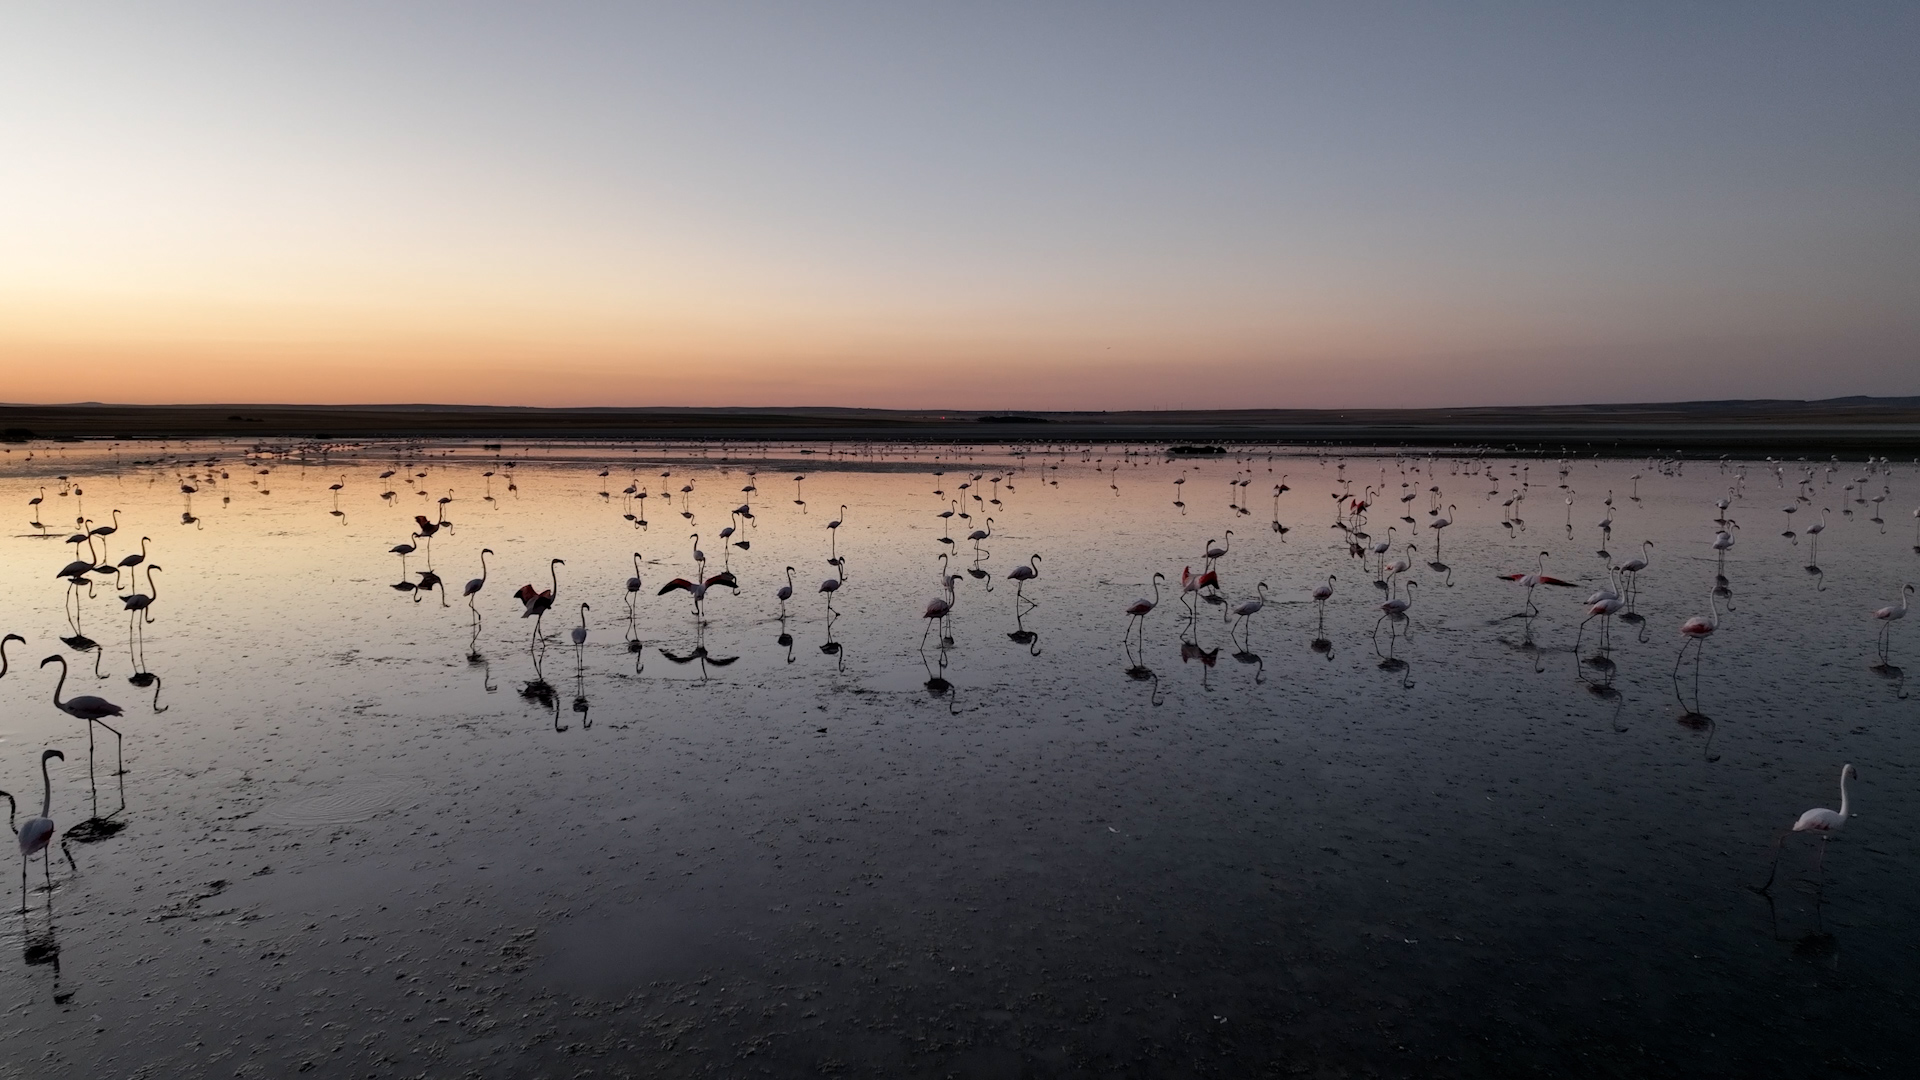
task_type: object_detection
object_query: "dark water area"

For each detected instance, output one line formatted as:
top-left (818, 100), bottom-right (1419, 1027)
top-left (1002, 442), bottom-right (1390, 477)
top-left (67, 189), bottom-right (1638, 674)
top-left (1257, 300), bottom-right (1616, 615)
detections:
top-left (0, 441), bottom-right (1914, 1077)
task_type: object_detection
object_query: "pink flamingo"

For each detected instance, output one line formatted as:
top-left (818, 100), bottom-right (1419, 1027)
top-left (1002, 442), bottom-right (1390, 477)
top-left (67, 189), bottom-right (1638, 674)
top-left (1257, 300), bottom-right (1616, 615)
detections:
top-left (1124, 573), bottom-right (1165, 641)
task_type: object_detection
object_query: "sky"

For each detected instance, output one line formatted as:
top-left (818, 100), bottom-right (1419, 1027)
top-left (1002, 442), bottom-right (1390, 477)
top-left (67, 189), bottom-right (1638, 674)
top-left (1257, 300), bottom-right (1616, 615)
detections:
top-left (3, 2), bottom-right (1917, 410)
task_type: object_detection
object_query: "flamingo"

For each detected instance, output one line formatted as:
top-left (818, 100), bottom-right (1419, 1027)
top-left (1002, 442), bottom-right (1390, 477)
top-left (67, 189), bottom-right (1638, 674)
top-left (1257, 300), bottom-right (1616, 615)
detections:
top-left (40, 655), bottom-right (125, 774)
top-left (89, 509), bottom-right (121, 545)
top-left (826, 506), bottom-right (848, 562)
top-left (921, 570), bottom-right (958, 643)
top-left (515, 559), bottom-right (565, 640)
top-left (1674, 587), bottom-right (1722, 682)
top-left (116, 536), bottom-right (152, 573)
top-left (1436, 503), bottom-right (1459, 553)
top-left (1228, 582), bottom-right (1269, 641)
top-left (55, 529), bottom-right (97, 580)
top-left (1179, 565), bottom-right (1218, 612)
top-left (1379, 581), bottom-right (1416, 618)
top-left (968, 518), bottom-right (993, 550)
top-left (4, 750), bottom-right (64, 905)
top-left (1311, 575), bottom-right (1336, 607)
top-left (1873, 583), bottom-right (1913, 657)
top-left (776, 566), bottom-right (795, 612)
top-left (571, 603), bottom-right (591, 647)
top-left (1204, 531), bottom-right (1232, 568)
top-left (1575, 594), bottom-right (1626, 655)
top-left (819, 574), bottom-right (842, 610)
top-left (1124, 573), bottom-right (1165, 640)
top-left (1382, 544), bottom-right (1415, 591)
top-left (1006, 554), bottom-right (1041, 604)
top-left (463, 548), bottom-right (493, 608)
top-left (1756, 764), bottom-right (1857, 893)
top-left (1498, 551), bottom-right (1578, 616)
top-left (1616, 540), bottom-right (1653, 603)
top-left (1806, 507), bottom-right (1830, 563)
top-left (656, 576), bottom-right (714, 617)
top-left (120, 565), bottom-right (162, 624)
top-left (389, 536), bottom-right (418, 572)
top-left (412, 515), bottom-right (440, 558)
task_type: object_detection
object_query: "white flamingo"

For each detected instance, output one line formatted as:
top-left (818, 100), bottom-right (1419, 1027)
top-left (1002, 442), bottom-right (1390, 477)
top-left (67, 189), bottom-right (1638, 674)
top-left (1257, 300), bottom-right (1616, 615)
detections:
top-left (1757, 764), bottom-right (1857, 893)
top-left (1873, 583), bottom-right (1913, 657)
top-left (3, 749), bottom-right (65, 906)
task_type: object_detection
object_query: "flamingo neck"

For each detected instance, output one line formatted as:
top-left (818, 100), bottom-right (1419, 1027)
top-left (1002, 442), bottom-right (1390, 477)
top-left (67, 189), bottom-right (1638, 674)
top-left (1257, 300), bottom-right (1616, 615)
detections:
top-left (49, 660), bottom-right (66, 710)
top-left (147, 565), bottom-right (159, 601)
top-left (1838, 768), bottom-right (1852, 819)
top-left (40, 756), bottom-right (53, 817)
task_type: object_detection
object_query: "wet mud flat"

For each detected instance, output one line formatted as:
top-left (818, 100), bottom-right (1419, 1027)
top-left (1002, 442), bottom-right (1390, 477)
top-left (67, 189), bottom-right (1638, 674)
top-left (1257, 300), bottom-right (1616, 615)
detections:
top-left (0, 445), bottom-right (1915, 1076)
top-left (21, 670), bottom-right (1913, 1079)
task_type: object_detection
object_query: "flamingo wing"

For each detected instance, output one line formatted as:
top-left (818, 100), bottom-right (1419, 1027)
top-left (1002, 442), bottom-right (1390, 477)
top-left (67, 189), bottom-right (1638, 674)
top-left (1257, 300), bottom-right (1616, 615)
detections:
top-left (18, 818), bottom-right (54, 856)
top-left (1793, 808), bottom-right (1844, 832)
top-left (69, 694), bottom-right (124, 717)
top-left (1538, 576), bottom-right (1580, 587)
top-left (657, 578), bottom-right (695, 595)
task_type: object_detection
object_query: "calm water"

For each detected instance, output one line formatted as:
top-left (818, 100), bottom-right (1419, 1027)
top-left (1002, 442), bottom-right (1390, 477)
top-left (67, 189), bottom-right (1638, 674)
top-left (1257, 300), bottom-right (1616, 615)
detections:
top-left (0, 441), bottom-right (1915, 1077)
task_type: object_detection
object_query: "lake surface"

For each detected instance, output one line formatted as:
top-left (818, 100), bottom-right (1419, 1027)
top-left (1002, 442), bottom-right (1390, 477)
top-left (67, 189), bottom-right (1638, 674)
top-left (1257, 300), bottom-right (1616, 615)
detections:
top-left (0, 440), bottom-right (1915, 1077)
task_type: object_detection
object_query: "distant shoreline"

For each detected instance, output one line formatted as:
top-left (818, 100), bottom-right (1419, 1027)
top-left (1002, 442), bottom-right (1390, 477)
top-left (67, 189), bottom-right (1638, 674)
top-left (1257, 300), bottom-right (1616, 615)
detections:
top-left (3, 398), bottom-right (1918, 455)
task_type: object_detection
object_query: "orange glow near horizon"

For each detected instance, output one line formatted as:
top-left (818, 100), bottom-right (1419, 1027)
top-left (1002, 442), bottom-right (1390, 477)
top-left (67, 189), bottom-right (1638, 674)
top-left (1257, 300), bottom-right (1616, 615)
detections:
top-left (4, 6), bottom-right (1917, 410)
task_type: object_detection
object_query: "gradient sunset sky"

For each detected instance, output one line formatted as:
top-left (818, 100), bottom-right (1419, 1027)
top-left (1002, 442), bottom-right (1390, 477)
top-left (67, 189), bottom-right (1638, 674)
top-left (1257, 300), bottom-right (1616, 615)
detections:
top-left (5, 3), bottom-right (1917, 410)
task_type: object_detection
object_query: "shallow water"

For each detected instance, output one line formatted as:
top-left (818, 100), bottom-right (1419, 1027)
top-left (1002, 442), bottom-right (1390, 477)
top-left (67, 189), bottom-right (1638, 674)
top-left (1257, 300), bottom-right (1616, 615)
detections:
top-left (0, 441), bottom-right (1915, 1077)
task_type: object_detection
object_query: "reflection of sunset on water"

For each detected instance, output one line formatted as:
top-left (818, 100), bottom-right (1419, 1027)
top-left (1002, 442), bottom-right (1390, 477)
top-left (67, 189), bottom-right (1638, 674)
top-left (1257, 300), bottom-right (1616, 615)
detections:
top-left (0, 439), bottom-right (1916, 1072)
